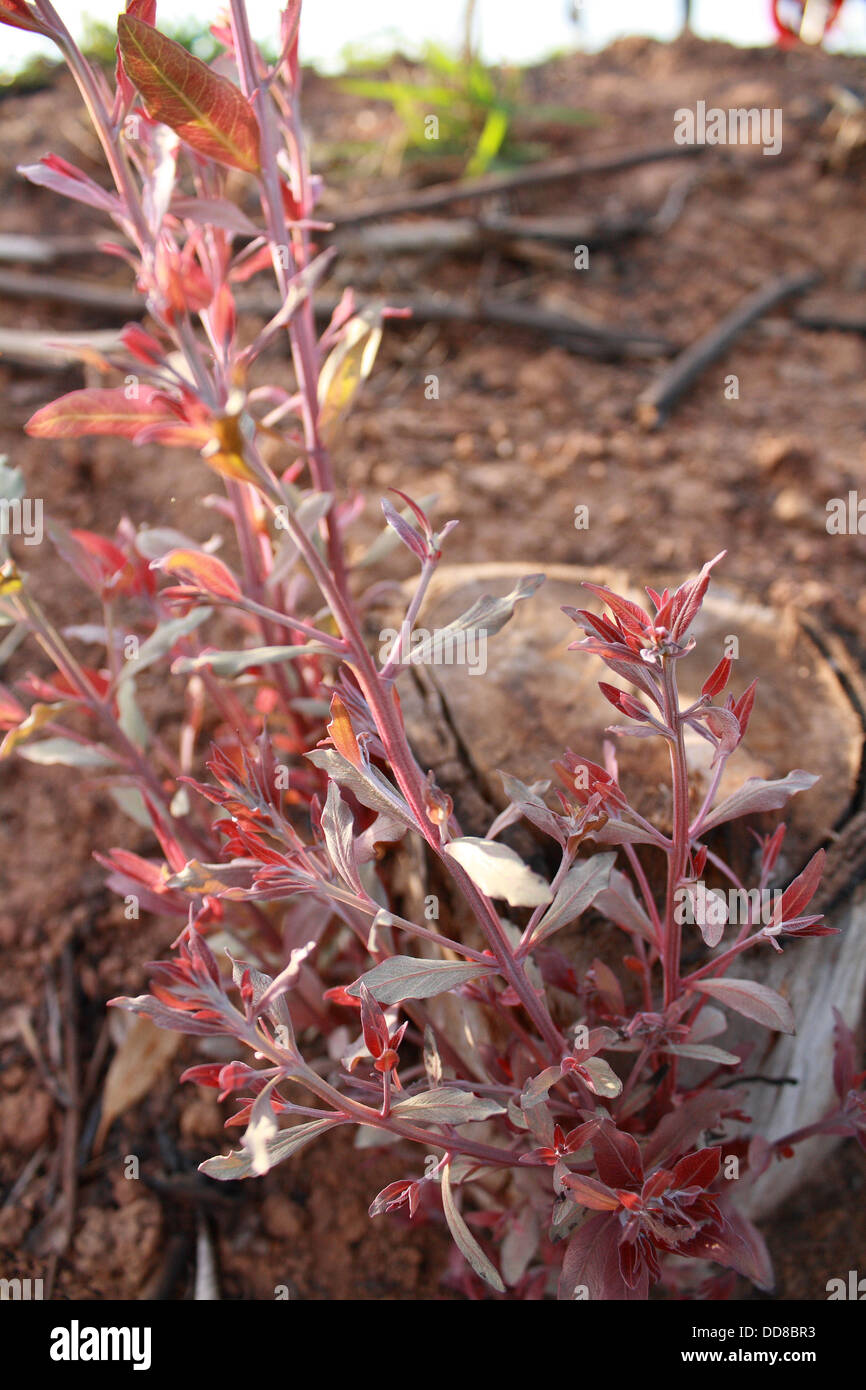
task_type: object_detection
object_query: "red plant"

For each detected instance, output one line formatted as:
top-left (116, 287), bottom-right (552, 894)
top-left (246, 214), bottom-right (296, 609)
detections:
top-left (1, 0), bottom-right (863, 1301)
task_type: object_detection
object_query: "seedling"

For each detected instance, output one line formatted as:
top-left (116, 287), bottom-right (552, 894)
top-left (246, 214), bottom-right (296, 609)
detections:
top-left (1, 0), bottom-right (863, 1300)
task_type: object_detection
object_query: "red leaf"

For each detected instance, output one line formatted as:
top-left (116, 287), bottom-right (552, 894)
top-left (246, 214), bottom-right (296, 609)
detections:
top-left (582, 582), bottom-right (650, 637)
top-left (772, 848), bottom-right (825, 926)
top-left (0, 1), bottom-right (52, 35)
top-left (155, 548), bottom-right (241, 601)
top-left (558, 1212), bottom-right (648, 1300)
top-left (562, 607), bottom-right (623, 645)
top-left (26, 387), bottom-right (175, 441)
top-left (587, 957), bottom-right (625, 1016)
top-left (118, 15), bottom-right (261, 173)
top-left (562, 1174), bottom-right (621, 1211)
top-left (179, 1063), bottom-right (223, 1088)
top-left (359, 981), bottom-right (390, 1060)
top-left (599, 683), bottom-right (639, 718)
top-left (732, 678), bottom-right (758, 739)
top-left (681, 1204), bottom-right (774, 1291)
top-left (644, 1090), bottom-right (731, 1169)
top-left (670, 1146), bottom-right (720, 1191)
top-left (19, 155), bottom-right (122, 214)
top-left (669, 552), bottom-right (725, 641)
top-left (591, 1123), bottom-right (644, 1189)
top-left (369, 1180), bottom-right (418, 1218)
top-left (702, 655), bottom-right (732, 699)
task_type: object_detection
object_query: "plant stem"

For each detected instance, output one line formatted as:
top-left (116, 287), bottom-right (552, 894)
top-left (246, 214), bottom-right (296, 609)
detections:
top-left (661, 658), bottom-right (690, 1009)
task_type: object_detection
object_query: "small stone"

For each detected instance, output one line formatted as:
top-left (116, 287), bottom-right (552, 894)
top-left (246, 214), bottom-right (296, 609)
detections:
top-left (0, 1087), bottom-right (53, 1151)
top-left (756, 436), bottom-right (811, 475)
top-left (772, 486), bottom-right (814, 524)
top-left (261, 1192), bottom-right (303, 1241)
top-left (453, 432), bottom-right (475, 461)
top-left (179, 1090), bottom-right (223, 1142)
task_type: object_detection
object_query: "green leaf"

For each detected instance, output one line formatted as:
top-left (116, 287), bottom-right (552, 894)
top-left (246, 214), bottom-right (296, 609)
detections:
top-left (17, 737), bottom-right (116, 769)
top-left (116, 676), bottom-right (149, 749)
top-left (528, 854), bottom-right (615, 947)
top-left (406, 573), bottom-right (544, 667)
top-left (118, 15), bottom-right (261, 173)
top-left (199, 1117), bottom-right (339, 1181)
top-left (117, 607), bottom-right (212, 685)
top-left (108, 786), bottom-right (153, 829)
top-left (466, 106), bottom-right (510, 177)
top-left (580, 1057), bottom-right (622, 1098)
top-left (347, 955), bottom-right (496, 1005)
top-left (700, 772), bottom-right (819, 833)
top-left (172, 643), bottom-right (332, 677)
top-left (445, 836), bottom-right (551, 908)
top-left (665, 1043), bottom-right (741, 1066)
top-left (392, 1087), bottom-right (505, 1124)
top-left (441, 1162), bottom-right (505, 1293)
top-left (305, 747), bottom-right (417, 826)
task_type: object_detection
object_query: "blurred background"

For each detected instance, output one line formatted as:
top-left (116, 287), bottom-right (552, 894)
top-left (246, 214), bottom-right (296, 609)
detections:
top-left (2, 0), bottom-right (866, 79)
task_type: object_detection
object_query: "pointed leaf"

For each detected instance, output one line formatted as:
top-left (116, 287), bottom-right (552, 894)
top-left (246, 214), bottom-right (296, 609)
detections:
top-left (665, 1043), bottom-right (740, 1065)
top-left (199, 1117), bottom-right (339, 1180)
top-left (155, 549), bottom-right (241, 600)
top-left (592, 1122), bottom-right (643, 1188)
top-left (94, 1017), bottom-right (181, 1153)
top-left (682, 1205), bottom-right (774, 1291)
top-left (771, 849), bottom-right (825, 926)
top-left (118, 15), bottom-right (261, 173)
top-left (594, 870), bottom-right (656, 943)
top-left (172, 642), bottom-right (331, 676)
top-left (347, 955), bottom-right (495, 1006)
top-left (17, 738), bottom-right (116, 769)
top-left (700, 771), bottom-right (818, 832)
top-left (558, 1212), bottom-right (647, 1300)
top-left (305, 747), bottom-right (417, 826)
top-left (408, 574), bottom-right (544, 667)
top-left (318, 310), bottom-right (383, 443)
top-left (445, 836), bottom-right (551, 908)
top-left (441, 1163), bottom-right (505, 1293)
top-left (562, 1173), bottom-right (621, 1211)
top-left (644, 1089), bottom-right (732, 1169)
top-left (529, 854), bottom-right (615, 946)
top-left (26, 387), bottom-right (174, 440)
top-left (392, 1087), bottom-right (506, 1124)
top-left (690, 977), bottom-right (795, 1034)
top-left (116, 607), bottom-right (212, 685)
top-left (501, 1209), bottom-right (540, 1288)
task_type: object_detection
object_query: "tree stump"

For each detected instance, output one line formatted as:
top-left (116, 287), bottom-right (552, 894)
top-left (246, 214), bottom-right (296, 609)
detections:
top-left (394, 563), bottom-right (866, 1217)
